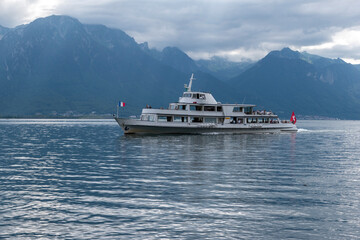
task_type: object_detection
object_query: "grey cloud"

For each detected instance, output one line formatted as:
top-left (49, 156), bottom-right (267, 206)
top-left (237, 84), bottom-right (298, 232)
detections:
top-left (0, 0), bottom-right (54, 27)
top-left (2, 0), bottom-right (360, 61)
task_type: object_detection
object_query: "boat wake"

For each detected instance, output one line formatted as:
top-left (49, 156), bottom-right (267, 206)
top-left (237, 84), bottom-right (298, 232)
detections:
top-left (297, 128), bottom-right (309, 132)
top-left (297, 128), bottom-right (345, 134)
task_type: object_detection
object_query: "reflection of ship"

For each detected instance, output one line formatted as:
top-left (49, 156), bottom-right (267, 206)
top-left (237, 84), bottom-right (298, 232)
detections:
top-left (115, 74), bottom-right (298, 134)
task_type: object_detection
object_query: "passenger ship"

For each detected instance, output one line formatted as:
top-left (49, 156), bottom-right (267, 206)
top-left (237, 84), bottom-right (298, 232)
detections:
top-left (115, 74), bottom-right (297, 134)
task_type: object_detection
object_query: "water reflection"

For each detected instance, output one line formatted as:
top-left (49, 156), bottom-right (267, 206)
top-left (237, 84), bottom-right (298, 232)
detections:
top-left (1, 120), bottom-right (360, 239)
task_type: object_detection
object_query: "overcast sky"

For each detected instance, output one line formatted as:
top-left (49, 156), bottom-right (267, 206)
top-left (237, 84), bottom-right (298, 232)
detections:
top-left (1, 0), bottom-right (360, 63)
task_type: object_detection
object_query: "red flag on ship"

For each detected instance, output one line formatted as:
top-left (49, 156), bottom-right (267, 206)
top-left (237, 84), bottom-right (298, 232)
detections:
top-left (290, 112), bottom-right (296, 124)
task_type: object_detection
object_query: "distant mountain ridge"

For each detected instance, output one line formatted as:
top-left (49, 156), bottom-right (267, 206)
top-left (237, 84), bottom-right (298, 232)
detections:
top-left (140, 43), bottom-right (253, 80)
top-left (1, 15), bottom-right (360, 119)
top-left (141, 44), bottom-right (199, 74)
top-left (196, 56), bottom-right (254, 81)
top-left (0, 15), bottom-right (235, 117)
top-left (229, 48), bottom-right (360, 118)
top-left (355, 64), bottom-right (360, 71)
top-left (0, 25), bottom-right (9, 39)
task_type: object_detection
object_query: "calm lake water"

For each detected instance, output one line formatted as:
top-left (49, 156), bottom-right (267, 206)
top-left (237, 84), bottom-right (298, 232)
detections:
top-left (1, 119), bottom-right (360, 239)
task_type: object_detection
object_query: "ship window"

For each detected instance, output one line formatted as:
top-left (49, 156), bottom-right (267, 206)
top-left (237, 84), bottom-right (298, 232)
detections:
top-left (158, 116), bottom-right (172, 122)
top-left (217, 106), bottom-right (223, 112)
top-left (183, 93), bottom-right (191, 98)
top-left (244, 107), bottom-right (253, 114)
top-left (158, 116), bottom-right (166, 122)
top-left (190, 105), bottom-right (202, 111)
top-left (270, 118), bottom-right (279, 124)
top-left (247, 118), bottom-right (257, 123)
top-left (191, 93), bottom-right (205, 99)
top-left (169, 104), bottom-right (176, 110)
top-left (149, 115), bottom-right (155, 122)
top-left (218, 118), bottom-right (224, 124)
top-left (231, 117), bottom-right (243, 124)
top-left (190, 117), bottom-right (203, 123)
top-left (179, 105), bottom-right (186, 110)
top-left (205, 118), bottom-right (216, 123)
top-left (204, 106), bottom-right (215, 111)
top-left (233, 107), bottom-right (243, 112)
top-left (174, 116), bottom-right (188, 122)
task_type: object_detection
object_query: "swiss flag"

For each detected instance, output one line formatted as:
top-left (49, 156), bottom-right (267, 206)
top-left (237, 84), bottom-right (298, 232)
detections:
top-left (290, 112), bottom-right (296, 124)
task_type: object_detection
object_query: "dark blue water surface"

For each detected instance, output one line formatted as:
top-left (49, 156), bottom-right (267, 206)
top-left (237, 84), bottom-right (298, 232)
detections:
top-left (1, 119), bottom-right (360, 239)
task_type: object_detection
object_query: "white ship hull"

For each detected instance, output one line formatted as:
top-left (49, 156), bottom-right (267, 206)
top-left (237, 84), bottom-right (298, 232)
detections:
top-left (115, 118), bottom-right (297, 134)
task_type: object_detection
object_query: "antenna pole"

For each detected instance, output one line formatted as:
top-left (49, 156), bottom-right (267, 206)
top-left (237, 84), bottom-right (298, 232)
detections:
top-left (188, 73), bottom-right (195, 92)
top-left (117, 103), bottom-right (119, 118)
top-left (242, 96), bottom-right (246, 104)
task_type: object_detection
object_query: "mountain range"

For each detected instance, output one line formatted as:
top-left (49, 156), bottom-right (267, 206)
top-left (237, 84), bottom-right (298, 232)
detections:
top-left (0, 15), bottom-right (360, 119)
top-left (229, 48), bottom-right (360, 119)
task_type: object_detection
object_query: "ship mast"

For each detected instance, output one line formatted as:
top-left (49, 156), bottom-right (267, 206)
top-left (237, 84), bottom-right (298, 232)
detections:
top-left (184, 73), bottom-right (195, 92)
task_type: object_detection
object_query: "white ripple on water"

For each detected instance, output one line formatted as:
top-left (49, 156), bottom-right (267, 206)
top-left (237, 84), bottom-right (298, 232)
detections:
top-left (297, 128), bottom-right (309, 132)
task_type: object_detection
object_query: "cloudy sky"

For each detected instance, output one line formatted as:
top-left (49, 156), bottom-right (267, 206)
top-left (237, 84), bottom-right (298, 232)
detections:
top-left (1, 0), bottom-right (360, 63)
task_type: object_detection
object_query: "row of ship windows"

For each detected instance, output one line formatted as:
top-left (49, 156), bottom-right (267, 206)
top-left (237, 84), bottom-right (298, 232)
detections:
top-left (169, 105), bottom-right (222, 111)
top-left (157, 116), bottom-right (220, 123)
top-left (140, 115), bottom-right (279, 124)
top-left (183, 93), bottom-right (206, 99)
top-left (233, 107), bottom-right (253, 114)
top-left (169, 105), bottom-right (253, 113)
top-left (141, 115), bottom-right (215, 123)
top-left (231, 117), bottom-right (280, 124)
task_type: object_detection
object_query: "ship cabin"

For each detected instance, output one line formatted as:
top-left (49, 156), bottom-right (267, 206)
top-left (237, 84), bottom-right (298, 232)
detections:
top-left (139, 90), bottom-right (281, 125)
